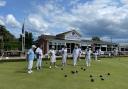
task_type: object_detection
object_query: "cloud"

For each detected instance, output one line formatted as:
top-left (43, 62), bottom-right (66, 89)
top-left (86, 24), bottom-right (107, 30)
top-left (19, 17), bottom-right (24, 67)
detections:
top-left (69, 0), bottom-right (80, 6)
top-left (0, 19), bottom-right (4, 25)
top-left (0, 14), bottom-right (21, 38)
top-left (0, 0), bottom-right (6, 7)
top-left (27, 14), bottom-right (48, 32)
top-left (72, 0), bottom-right (128, 39)
top-left (26, 0), bottom-right (128, 41)
top-left (6, 14), bottom-right (21, 28)
top-left (63, 0), bottom-right (128, 39)
top-left (0, 16), bottom-right (5, 25)
top-left (121, 0), bottom-right (128, 5)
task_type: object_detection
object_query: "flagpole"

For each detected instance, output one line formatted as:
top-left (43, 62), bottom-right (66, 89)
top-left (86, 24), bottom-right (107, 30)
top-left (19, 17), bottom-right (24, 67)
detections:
top-left (24, 31), bottom-right (25, 52)
top-left (22, 19), bottom-right (25, 52)
top-left (22, 33), bottom-right (23, 52)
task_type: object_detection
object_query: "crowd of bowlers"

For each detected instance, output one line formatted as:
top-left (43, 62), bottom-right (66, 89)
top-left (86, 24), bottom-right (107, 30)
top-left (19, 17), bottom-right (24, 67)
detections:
top-left (26, 44), bottom-right (101, 74)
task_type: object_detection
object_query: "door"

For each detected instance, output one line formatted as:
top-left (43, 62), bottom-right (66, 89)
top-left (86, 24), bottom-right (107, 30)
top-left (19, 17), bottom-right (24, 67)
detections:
top-left (71, 43), bottom-right (75, 53)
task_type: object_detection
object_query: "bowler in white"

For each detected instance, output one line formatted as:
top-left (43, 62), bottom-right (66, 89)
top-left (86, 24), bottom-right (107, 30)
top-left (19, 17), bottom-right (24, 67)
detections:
top-left (35, 45), bottom-right (43, 70)
top-left (61, 45), bottom-right (67, 66)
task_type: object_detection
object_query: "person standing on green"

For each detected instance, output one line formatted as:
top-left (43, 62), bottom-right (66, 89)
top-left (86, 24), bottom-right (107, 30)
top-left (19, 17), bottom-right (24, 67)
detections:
top-left (27, 45), bottom-right (36, 74)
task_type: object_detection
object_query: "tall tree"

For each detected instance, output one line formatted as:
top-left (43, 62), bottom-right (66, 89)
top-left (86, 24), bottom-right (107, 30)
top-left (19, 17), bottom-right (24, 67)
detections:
top-left (92, 36), bottom-right (101, 41)
top-left (19, 31), bottom-right (33, 49)
top-left (0, 25), bottom-right (19, 50)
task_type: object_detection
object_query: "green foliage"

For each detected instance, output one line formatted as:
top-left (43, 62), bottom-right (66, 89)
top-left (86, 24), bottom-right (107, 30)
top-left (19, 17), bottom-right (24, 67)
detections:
top-left (25, 31), bottom-right (33, 49)
top-left (0, 25), bottom-right (19, 50)
top-left (19, 31), bottom-right (33, 49)
top-left (92, 36), bottom-right (101, 41)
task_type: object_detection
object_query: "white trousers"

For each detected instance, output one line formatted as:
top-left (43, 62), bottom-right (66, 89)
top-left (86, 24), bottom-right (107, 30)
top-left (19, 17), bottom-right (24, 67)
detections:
top-left (28, 60), bottom-right (33, 70)
top-left (95, 56), bottom-right (97, 60)
top-left (50, 56), bottom-right (56, 63)
top-left (62, 55), bottom-right (67, 64)
top-left (86, 56), bottom-right (91, 66)
top-left (73, 56), bottom-right (78, 66)
top-left (36, 58), bottom-right (42, 67)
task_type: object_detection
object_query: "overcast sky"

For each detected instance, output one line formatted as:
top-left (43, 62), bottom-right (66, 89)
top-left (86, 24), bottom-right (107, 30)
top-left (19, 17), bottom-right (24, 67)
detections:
top-left (0, 0), bottom-right (128, 42)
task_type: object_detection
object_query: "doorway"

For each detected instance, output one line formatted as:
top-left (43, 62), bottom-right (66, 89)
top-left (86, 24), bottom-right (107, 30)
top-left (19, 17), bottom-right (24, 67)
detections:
top-left (71, 43), bottom-right (75, 53)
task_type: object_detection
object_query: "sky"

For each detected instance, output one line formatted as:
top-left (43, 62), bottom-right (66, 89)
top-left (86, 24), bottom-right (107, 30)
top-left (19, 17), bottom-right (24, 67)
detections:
top-left (0, 0), bottom-right (128, 42)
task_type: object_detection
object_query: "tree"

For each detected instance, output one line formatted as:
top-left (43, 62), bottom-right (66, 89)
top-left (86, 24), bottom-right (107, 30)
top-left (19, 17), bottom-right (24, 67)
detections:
top-left (19, 31), bottom-right (33, 49)
top-left (92, 36), bottom-right (100, 41)
top-left (0, 25), bottom-right (19, 50)
top-left (18, 34), bottom-right (22, 50)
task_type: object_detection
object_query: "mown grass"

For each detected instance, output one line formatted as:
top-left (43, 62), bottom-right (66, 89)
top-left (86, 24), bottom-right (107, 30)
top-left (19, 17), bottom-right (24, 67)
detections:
top-left (0, 57), bottom-right (128, 89)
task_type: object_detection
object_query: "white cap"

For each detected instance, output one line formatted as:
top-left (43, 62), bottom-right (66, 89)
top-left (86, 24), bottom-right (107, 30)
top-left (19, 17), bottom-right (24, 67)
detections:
top-left (32, 45), bottom-right (36, 48)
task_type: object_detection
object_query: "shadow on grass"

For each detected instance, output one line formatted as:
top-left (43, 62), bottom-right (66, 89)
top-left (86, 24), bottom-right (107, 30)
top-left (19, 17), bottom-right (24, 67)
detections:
top-left (67, 63), bottom-right (86, 67)
top-left (15, 68), bottom-right (27, 74)
top-left (0, 61), bottom-right (5, 64)
top-left (15, 70), bottom-right (27, 74)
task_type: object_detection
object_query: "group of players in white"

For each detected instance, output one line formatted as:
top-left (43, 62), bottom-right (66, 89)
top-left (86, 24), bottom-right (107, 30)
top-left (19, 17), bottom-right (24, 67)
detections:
top-left (27, 44), bottom-right (100, 74)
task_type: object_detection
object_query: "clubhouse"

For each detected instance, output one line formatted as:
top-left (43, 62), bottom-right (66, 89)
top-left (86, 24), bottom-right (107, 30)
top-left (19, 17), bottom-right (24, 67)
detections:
top-left (36, 30), bottom-right (118, 54)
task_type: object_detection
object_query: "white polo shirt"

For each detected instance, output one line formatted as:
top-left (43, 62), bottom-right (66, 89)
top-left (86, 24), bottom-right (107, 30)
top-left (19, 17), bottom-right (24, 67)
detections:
top-left (36, 47), bottom-right (43, 59)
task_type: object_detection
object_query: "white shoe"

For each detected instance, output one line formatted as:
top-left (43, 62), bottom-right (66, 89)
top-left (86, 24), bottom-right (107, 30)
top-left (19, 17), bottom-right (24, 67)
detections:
top-left (74, 64), bottom-right (77, 66)
top-left (86, 64), bottom-right (89, 67)
top-left (37, 67), bottom-right (39, 70)
top-left (28, 71), bottom-right (32, 74)
top-left (55, 66), bottom-right (57, 68)
top-left (49, 66), bottom-right (52, 69)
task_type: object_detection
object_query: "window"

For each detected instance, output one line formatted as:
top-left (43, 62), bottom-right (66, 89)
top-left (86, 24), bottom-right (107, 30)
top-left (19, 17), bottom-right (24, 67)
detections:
top-left (49, 42), bottom-right (52, 45)
top-left (125, 48), bottom-right (128, 51)
top-left (49, 45), bottom-right (52, 49)
top-left (54, 43), bottom-right (57, 45)
top-left (121, 48), bottom-right (124, 51)
top-left (107, 48), bottom-right (111, 51)
top-left (66, 43), bottom-right (70, 48)
top-left (81, 46), bottom-right (87, 50)
top-left (101, 47), bottom-right (106, 51)
top-left (57, 45), bottom-right (61, 50)
top-left (95, 47), bottom-right (100, 50)
top-left (58, 43), bottom-right (61, 45)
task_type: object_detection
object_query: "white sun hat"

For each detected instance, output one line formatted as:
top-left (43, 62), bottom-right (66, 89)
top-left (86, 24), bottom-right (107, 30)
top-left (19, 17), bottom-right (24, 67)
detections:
top-left (32, 45), bottom-right (36, 48)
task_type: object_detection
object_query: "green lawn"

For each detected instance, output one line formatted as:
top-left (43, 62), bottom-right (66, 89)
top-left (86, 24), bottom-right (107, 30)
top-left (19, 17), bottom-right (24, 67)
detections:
top-left (0, 57), bottom-right (128, 89)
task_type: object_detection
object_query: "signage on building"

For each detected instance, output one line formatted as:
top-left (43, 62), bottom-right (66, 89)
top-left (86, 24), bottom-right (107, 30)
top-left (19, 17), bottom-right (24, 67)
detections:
top-left (65, 31), bottom-right (81, 40)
